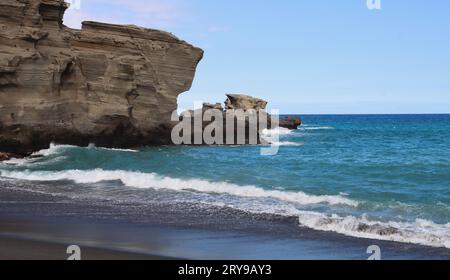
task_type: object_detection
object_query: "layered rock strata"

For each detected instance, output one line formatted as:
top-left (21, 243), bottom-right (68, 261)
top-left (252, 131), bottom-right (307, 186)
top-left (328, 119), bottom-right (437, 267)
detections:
top-left (0, 0), bottom-right (203, 155)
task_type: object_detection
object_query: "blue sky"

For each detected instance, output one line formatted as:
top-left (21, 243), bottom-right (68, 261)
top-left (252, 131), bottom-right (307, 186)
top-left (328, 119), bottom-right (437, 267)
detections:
top-left (64, 0), bottom-right (450, 114)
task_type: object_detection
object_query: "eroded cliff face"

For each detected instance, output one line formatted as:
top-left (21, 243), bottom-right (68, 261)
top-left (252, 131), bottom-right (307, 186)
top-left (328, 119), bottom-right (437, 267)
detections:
top-left (0, 0), bottom-right (203, 155)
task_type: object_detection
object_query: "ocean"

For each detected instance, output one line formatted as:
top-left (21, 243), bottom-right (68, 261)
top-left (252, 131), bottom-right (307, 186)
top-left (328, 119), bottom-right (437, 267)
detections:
top-left (1, 114), bottom-right (449, 256)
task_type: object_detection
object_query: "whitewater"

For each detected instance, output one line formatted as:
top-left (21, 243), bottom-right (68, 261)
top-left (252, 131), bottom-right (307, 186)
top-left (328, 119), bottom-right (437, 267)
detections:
top-left (1, 115), bottom-right (449, 249)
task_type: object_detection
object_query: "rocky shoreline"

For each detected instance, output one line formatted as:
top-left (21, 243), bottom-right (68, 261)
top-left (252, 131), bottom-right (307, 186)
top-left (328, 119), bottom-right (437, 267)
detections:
top-left (0, 0), bottom-right (203, 156)
top-left (0, 152), bottom-right (14, 161)
top-left (0, 0), bottom-right (300, 158)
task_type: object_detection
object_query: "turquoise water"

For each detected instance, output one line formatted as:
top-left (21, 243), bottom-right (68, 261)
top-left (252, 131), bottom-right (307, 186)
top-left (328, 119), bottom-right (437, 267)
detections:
top-left (1, 115), bottom-right (449, 248)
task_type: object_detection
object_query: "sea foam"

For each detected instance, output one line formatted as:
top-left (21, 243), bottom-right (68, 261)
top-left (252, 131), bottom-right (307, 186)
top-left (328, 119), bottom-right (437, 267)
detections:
top-left (261, 127), bottom-right (301, 146)
top-left (295, 211), bottom-right (450, 249)
top-left (299, 126), bottom-right (335, 131)
top-left (0, 169), bottom-right (358, 207)
top-left (261, 127), bottom-right (293, 137)
top-left (1, 168), bottom-right (449, 248)
top-left (26, 143), bottom-right (137, 158)
top-left (32, 143), bottom-right (76, 157)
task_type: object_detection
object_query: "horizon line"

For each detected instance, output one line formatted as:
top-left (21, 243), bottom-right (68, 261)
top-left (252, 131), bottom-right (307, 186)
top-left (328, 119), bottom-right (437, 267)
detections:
top-left (280, 113), bottom-right (450, 116)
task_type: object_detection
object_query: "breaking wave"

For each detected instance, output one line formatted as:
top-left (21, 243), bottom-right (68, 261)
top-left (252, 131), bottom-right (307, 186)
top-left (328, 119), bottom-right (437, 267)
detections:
top-left (33, 143), bottom-right (139, 156)
top-left (0, 169), bottom-right (358, 207)
top-left (32, 144), bottom-right (76, 157)
top-left (1, 126), bottom-right (449, 249)
top-left (295, 211), bottom-right (450, 249)
top-left (1, 168), bottom-right (449, 248)
top-left (261, 128), bottom-right (300, 146)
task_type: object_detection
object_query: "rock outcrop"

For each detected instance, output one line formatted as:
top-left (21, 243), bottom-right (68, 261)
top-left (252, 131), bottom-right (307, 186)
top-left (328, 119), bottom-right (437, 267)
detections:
top-left (225, 94), bottom-right (268, 111)
top-left (0, 0), bottom-right (203, 156)
top-left (177, 94), bottom-right (301, 146)
top-left (224, 94), bottom-right (301, 129)
top-left (176, 94), bottom-right (267, 145)
top-left (279, 116), bottom-right (302, 130)
top-left (0, 152), bottom-right (14, 161)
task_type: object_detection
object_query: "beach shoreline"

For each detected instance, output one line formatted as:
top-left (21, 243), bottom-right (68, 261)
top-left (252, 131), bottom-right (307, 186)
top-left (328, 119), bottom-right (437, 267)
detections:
top-left (0, 182), bottom-right (448, 260)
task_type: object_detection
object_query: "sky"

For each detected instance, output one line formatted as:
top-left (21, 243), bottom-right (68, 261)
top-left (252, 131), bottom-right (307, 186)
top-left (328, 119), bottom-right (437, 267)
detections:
top-left (64, 0), bottom-right (450, 114)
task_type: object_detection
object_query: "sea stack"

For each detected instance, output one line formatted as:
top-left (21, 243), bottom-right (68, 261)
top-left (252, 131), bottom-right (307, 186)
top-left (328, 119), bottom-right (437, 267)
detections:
top-left (225, 94), bottom-right (301, 130)
top-left (0, 0), bottom-right (203, 156)
top-left (176, 93), bottom-right (301, 146)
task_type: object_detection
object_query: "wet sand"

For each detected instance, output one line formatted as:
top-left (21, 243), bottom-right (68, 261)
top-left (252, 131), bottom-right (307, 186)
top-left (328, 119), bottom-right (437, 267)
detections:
top-left (0, 236), bottom-right (165, 260)
top-left (0, 182), bottom-right (449, 260)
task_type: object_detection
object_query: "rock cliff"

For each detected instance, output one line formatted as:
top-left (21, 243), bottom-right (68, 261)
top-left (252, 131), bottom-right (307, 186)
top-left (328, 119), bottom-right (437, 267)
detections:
top-left (0, 0), bottom-right (203, 156)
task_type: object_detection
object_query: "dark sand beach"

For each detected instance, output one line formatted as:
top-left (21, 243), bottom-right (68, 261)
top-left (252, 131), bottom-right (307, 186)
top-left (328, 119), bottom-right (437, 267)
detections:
top-left (0, 237), bottom-right (163, 260)
top-left (1, 0), bottom-right (449, 263)
top-left (0, 180), bottom-right (449, 260)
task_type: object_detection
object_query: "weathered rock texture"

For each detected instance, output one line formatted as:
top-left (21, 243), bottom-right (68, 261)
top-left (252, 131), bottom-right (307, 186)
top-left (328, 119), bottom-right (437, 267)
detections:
top-left (0, 0), bottom-right (203, 155)
top-left (225, 94), bottom-right (268, 111)
top-left (224, 94), bottom-right (301, 129)
top-left (0, 152), bottom-right (14, 161)
top-left (279, 116), bottom-right (302, 130)
top-left (178, 94), bottom-right (301, 145)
